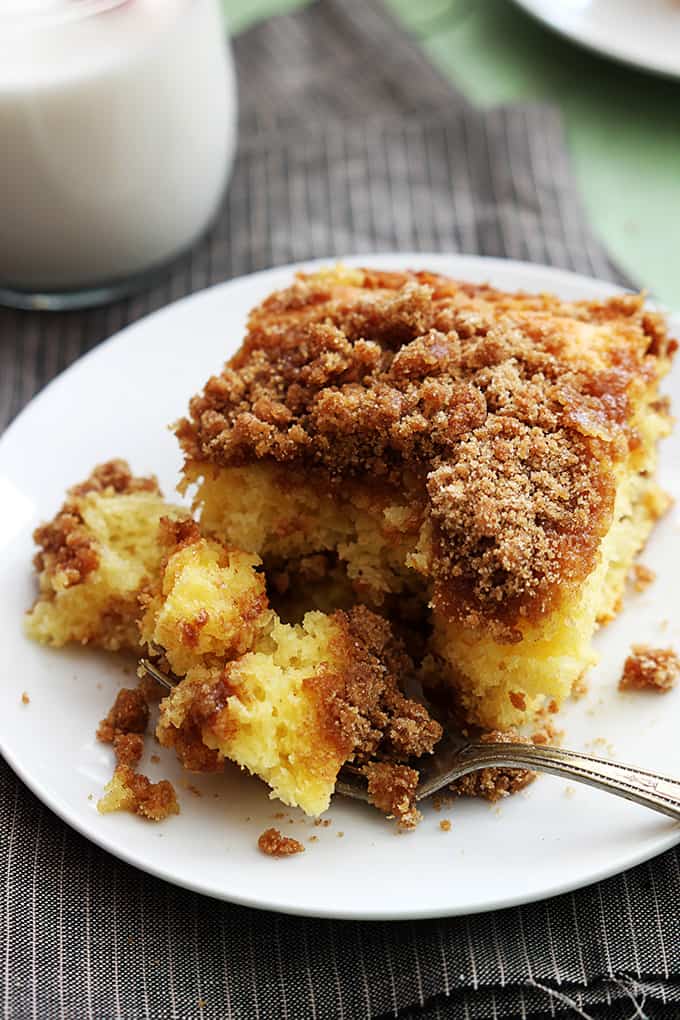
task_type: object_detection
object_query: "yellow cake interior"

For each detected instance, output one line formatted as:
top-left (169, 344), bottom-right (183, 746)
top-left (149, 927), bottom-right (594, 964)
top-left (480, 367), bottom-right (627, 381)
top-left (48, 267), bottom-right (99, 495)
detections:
top-left (26, 462), bottom-right (188, 652)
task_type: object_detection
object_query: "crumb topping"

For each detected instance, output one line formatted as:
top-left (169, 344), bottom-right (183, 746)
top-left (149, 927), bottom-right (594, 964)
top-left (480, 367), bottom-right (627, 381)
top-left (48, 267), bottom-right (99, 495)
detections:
top-left (449, 730), bottom-right (536, 801)
top-left (113, 731), bottom-right (145, 768)
top-left (32, 460), bottom-right (160, 588)
top-left (258, 827), bottom-right (305, 857)
top-left (97, 687), bottom-right (149, 745)
top-left (178, 269), bottom-right (675, 628)
top-left (313, 605), bottom-right (443, 764)
top-left (619, 645), bottom-right (680, 692)
top-left (69, 459), bottom-right (160, 499)
top-left (98, 765), bottom-right (179, 822)
top-left (362, 761), bottom-right (421, 829)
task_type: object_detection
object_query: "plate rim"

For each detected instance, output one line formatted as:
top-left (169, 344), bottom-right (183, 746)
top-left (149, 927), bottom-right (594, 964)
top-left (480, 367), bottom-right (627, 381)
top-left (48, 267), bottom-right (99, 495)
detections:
top-left (2, 251), bottom-right (679, 921)
top-left (512, 0), bottom-right (680, 81)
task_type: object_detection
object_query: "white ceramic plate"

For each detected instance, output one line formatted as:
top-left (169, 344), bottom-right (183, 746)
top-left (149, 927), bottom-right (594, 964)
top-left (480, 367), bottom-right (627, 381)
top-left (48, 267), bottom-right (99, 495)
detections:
top-left (1, 254), bottom-right (679, 921)
top-left (513, 0), bottom-right (680, 79)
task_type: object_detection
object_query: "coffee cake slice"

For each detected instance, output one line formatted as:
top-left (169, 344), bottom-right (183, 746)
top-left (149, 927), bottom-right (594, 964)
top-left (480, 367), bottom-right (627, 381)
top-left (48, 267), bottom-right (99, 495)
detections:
top-left (177, 266), bottom-right (676, 729)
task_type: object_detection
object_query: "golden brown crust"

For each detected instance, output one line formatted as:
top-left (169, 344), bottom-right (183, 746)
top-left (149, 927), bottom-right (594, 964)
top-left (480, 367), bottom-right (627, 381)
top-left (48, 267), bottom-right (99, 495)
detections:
top-left (178, 269), bottom-right (675, 629)
top-left (619, 645), bottom-right (680, 692)
top-left (257, 828), bottom-right (305, 857)
top-left (448, 730), bottom-right (536, 801)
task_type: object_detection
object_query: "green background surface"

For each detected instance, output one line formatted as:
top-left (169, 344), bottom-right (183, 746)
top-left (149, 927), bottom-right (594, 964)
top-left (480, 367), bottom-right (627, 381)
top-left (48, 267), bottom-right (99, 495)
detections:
top-left (224, 0), bottom-right (679, 311)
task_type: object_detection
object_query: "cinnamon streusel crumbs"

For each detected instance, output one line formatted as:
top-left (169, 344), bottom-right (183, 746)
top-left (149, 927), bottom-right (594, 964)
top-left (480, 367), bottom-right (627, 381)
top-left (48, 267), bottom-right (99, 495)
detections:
top-left (449, 731), bottom-right (536, 802)
top-left (21, 692), bottom-right (30, 705)
top-left (178, 268), bottom-right (675, 632)
top-left (113, 732), bottom-right (145, 768)
top-left (257, 828), bottom-right (305, 857)
top-left (98, 765), bottom-right (179, 821)
top-left (439, 819), bottom-right (452, 832)
top-left (362, 761), bottom-right (421, 829)
top-left (97, 688), bottom-right (149, 744)
top-left (619, 645), bottom-right (680, 692)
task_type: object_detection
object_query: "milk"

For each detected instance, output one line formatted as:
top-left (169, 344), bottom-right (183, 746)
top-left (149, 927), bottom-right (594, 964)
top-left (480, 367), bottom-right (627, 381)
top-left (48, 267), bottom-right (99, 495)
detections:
top-left (0, 0), bottom-right (237, 297)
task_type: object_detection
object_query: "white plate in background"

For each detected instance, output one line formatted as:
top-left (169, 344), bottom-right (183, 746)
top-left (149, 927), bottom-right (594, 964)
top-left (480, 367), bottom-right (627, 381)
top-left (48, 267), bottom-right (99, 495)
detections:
top-left (513, 0), bottom-right (680, 79)
top-left (0, 253), bottom-right (678, 920)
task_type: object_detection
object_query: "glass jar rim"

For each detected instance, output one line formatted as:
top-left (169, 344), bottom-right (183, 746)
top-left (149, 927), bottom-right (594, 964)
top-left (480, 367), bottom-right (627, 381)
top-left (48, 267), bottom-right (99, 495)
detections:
top-left (0, 0), bottom-right (130, 30)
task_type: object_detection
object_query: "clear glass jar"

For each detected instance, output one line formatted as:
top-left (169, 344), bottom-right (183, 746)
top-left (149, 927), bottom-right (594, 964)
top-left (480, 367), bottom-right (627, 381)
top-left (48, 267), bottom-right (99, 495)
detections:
top-left (0, 0), bottom-right (237, 310)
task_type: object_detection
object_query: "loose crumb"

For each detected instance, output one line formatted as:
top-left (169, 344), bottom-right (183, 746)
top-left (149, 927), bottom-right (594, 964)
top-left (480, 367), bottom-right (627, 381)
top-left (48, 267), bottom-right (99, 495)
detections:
top-left (362, 762), bottom-right (421, 829)
top-left (98, 765), bottom-right (179, 822)
top-left (439, 819), bottom-right (452, 832)
top-left (572, 675), bottom-right (589, 700)
top-left (308, 835), bottom-right (318, 843)
top-left (97, 687), bottom-right (149, 744)
top-left (337, 831), bottom-right (344, 838)
top-left (258, 828), bottom-right (305, 857)
top-left (532, 722), bottom-right (564, 746)
top-left (619, 645), bottom-right (680, 692)
top-left (631, 563), bottom-right (655, 592)
top-left (587, 737), bottom-right (616, 758)
top-left (150, 754), bottom-right (161, 764)
top-left (564, 786), bottom-right (576, 799)
top-left (21, 692), bottom-right (30, 705)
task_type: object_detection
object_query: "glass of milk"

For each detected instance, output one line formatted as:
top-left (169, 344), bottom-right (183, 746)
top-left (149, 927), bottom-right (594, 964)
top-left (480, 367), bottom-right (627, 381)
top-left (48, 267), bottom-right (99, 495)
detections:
top-left (0, 0), bottom-right (237, 310)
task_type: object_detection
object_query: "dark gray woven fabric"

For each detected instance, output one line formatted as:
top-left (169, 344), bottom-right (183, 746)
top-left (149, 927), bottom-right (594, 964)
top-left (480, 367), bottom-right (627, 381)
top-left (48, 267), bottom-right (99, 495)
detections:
top-left (1, 3), bottom-right (677, 1018)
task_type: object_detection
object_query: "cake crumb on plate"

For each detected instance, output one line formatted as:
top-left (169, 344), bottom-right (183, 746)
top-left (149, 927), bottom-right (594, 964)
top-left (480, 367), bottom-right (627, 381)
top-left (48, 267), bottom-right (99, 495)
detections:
top-left (619, 645), bottom-right (680, 692)
top-left (258, 828), bottom-right (305, 857)
top-left (631, 563), bottom-right (655, 592)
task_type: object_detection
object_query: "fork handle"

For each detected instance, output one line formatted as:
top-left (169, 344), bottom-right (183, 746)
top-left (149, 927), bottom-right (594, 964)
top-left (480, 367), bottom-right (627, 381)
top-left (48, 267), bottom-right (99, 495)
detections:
top-left (440, 742), bottom-right (680, 821)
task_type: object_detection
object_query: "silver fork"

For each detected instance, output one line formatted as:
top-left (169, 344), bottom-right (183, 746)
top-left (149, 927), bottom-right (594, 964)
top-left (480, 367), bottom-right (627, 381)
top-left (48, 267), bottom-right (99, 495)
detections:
top-left (140, 659), bottom-right (680, 821)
